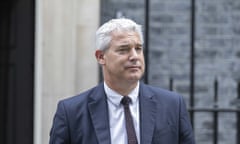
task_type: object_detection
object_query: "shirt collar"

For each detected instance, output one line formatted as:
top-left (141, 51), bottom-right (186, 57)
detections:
top-left (104, 81), bottom-right (139, 107)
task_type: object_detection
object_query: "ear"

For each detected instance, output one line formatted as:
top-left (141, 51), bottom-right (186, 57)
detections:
top-left (95, 50), bottom-right (105, 65)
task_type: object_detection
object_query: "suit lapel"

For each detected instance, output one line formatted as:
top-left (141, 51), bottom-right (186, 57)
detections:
top-left (88, 83), bottom-right (157, 144)
top-left (88, 83), bottom-right (111, 144)
top-left (139, 83), bottom-right (157, 144)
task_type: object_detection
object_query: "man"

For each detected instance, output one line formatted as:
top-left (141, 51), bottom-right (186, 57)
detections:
top-left (49, 18), bottom-right (195, 144)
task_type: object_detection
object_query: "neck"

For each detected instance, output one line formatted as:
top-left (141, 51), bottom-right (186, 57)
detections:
top-left (104, 80), bottom-right (139, 96)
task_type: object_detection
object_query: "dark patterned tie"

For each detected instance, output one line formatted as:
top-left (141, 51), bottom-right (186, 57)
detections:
top-left (121, 96), bottom-right (138, 144)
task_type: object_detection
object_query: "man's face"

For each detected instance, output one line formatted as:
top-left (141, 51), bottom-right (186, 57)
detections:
top-left (98, 30), bottom-right (145, 84)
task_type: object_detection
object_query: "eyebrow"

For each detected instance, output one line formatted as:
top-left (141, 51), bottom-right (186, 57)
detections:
top-left (118, 43), bottom-right (143, 48)
top-left (136, 44), bottom-right (143, 47)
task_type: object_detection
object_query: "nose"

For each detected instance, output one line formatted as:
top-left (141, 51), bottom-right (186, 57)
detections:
top-left (129, 48), bottom-right (138, 61)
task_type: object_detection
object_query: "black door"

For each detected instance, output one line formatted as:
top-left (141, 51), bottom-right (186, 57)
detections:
top-left (0, 0), bottom-right (35, 144)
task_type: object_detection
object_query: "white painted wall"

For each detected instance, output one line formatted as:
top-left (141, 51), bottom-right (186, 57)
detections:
top-left (34, 0), bottom-right (100, 143)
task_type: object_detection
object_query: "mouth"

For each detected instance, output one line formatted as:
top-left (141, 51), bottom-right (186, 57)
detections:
top-left (126, 66), bottom-right (141, 70)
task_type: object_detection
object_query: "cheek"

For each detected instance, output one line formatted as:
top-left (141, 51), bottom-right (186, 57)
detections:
top-left (140, 56), bottom-right (145, 63)
top-left (106, 57), bottom-right (123, 68)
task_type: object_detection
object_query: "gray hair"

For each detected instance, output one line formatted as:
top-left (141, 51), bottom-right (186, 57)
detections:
top-left (95, 18), bottom-right (144, 51)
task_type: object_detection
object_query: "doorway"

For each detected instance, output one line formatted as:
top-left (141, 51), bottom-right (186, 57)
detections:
top-left (0, 0), bottom-right (35, 144)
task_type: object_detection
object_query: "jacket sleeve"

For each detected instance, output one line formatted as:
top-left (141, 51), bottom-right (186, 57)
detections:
top-left (179, 96), bottom-right (195, 144)
top-left (49, 101), bottom-right (70, 144)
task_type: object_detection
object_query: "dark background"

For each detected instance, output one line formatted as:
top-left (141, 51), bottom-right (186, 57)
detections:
top-left (0, 0), bottom-right (34, 144)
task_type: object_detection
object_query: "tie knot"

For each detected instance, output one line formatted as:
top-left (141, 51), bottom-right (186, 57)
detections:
top-left (121, 96), bottom-right (132, 106)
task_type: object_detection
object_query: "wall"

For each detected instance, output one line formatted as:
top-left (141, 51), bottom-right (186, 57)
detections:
top-left (34, 0), bottom-right (100, 143)
top-left (101, 0), bottom-right (240, 143)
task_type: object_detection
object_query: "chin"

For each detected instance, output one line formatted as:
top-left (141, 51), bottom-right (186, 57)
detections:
top-left (125, 72), bottom-right (143, 81)
top-left (127, 76), bottom-right (141, 82)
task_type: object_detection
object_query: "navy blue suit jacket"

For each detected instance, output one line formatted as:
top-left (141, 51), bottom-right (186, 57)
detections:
top-left (49, 82), bottom-right (195, 144)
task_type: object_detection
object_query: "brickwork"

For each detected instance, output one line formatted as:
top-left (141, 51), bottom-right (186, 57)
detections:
top-left (194, 1), bottom-right (240, 143)
top-left (101, 0), bottom-right (240, 143)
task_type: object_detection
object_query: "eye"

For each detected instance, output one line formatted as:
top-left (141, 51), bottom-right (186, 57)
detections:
top-left (135, 46), bottom-right (143, 52)
top-left (117, 46), bottom-right (130, 54)
top-left (136, 47), bottom-right (142, 50)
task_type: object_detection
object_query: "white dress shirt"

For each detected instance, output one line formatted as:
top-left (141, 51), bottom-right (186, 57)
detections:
top-left (104, 82), bottom-right (140, 144)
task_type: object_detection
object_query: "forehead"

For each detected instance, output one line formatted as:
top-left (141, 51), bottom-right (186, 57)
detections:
top-left (110, 30), bottom-right (142, 44)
